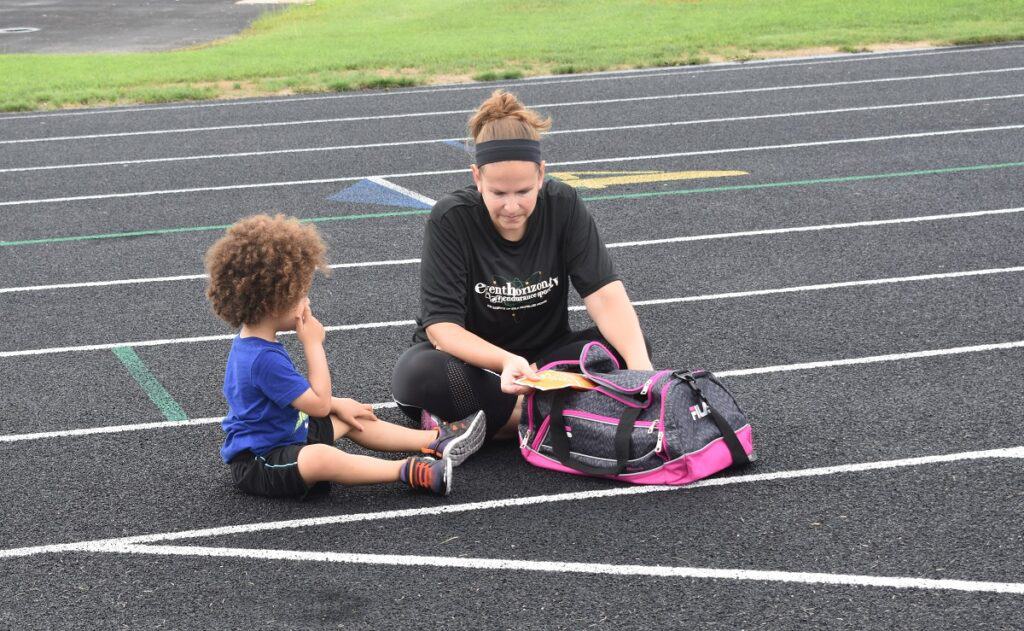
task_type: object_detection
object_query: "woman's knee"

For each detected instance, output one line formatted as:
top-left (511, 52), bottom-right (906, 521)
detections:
top-left (391, 343), bottom-right (450, 404)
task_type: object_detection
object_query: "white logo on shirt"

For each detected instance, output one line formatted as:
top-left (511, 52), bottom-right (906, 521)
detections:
top-left (474, 273), bottom-right (559, 311)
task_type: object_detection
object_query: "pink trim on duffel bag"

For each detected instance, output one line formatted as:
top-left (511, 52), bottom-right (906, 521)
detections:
top-left (621, 425), bottom-right (754, 485)
top-left (580, 340), bottom-right (622, 370)
top-left (519, 425), bottom-right (754, 486)
top-left (592, 387), bottom-right (647, 409)
top-left (590, 371), bottom-right (672, 409)
top-left (562, 409), bottom-right (659, 431)
top-left (520, 449), bottom-right (591, 477)
top-left (531, 416), bottom-right (551, 451)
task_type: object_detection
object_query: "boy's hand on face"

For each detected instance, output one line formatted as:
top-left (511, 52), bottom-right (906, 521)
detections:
top-left (295, 301), bottom-right (326, 346)
top-left (330, 397), bottom-right (380, 432)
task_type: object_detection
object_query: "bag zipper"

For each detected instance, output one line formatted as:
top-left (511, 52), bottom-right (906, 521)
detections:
top-left (640, 376), bottom-right (654, 397)
top-left (519, 427), bottom-right (532, 449)
top-left (561, 410), bottom-right (663, 458)
top-left (582, 367), bottom-right (673, 398)
top-left (564, 410), bottom-right (657, 431)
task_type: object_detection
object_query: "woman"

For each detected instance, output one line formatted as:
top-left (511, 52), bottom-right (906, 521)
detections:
top-left (392, 90), bottom-right (651, 442)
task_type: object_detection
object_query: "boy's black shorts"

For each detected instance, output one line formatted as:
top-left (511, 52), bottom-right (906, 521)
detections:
top-left (229, 416), bottom-right (335, 499)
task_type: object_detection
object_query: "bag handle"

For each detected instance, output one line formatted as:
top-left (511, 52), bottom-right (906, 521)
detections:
top-left (547, 390), bottom-right (642, 476)
top-left (674, 371), bottom-right (752, 467)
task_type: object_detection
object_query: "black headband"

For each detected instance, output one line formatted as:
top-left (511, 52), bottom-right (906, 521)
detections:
top-left (474, 139), bottom-right (542, 167)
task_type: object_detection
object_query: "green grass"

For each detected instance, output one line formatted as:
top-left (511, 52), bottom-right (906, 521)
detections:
top-left (473, 70), bottom-right (526, 82)
top-left (2, 0), bottom-right (1023, 111)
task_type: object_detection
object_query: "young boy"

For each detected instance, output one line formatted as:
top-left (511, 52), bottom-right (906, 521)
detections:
top-left (205, 214), bottom-right (484, 498)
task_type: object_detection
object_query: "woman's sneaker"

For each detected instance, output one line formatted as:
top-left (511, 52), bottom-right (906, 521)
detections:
top-left (400, 456), bottom-right (452, 496)
top-left (422, 411), bottom-right (486, 467)
top-left (420, 409), bottom-right (441, 431)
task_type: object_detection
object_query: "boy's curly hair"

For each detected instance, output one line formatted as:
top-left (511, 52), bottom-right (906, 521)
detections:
top-left (205, 214), bottom-right (329, 328)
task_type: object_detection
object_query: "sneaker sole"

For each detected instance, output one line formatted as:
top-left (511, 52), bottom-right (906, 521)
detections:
top-left (442, 457), bottom-right (453, 496)
top-left (441, 411), bottom-right (486, 467)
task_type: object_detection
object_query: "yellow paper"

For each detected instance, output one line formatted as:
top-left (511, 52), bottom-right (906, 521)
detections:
top-left (516, 370), bottom-right (597, 391)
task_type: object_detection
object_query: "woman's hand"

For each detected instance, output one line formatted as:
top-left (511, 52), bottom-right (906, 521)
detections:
top-left (500, 354), bottom-right (539, 395)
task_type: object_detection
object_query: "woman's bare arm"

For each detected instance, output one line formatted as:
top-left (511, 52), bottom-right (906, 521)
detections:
top-left (583, 281), bottom-right (653, 370)
top-left (425, 322), bottom-right (537, 394)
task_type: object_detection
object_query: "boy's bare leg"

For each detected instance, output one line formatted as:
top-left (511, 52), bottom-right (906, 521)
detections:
top-left (330, 415), bottom-right (436, 452)
top-left (491, 395), bottom-right (524, 441)
top-left (297, 443), bottom-right (404, 485)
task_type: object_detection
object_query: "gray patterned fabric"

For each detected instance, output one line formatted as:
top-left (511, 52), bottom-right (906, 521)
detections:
top-left (521, 342), bottom-right (751, 474)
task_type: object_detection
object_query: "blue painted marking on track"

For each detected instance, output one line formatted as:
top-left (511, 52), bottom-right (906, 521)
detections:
top-left (327, 179), bottom-right (431, 209)
top-left (442, 139), bottom-right (474, 154)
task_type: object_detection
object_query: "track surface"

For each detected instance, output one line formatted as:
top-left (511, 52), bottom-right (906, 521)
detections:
top-left (0, 0), bottom-right (271, 54)
top-left (1, 43), bottom-right (1023, 630)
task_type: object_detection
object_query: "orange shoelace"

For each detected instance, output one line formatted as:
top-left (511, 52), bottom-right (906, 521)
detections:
top-left (410, 460), bottom-right (433, 489)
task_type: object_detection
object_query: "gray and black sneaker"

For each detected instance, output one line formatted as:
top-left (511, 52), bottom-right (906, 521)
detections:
top-left (421, 411), bottom-right (486, 467)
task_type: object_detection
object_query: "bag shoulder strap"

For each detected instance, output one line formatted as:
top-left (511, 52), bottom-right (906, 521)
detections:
top-left (674, 371), bottom-right (751, 467)
top-left (547, 390), bottom-right (642, 476)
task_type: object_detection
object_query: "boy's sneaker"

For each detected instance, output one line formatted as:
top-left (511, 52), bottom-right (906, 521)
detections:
top-left (400, 456), bottom-right (452, 496)
top-left (420, 409), bottom-right (441, 431)
top-left (422, 411), bottom-right (486, 467)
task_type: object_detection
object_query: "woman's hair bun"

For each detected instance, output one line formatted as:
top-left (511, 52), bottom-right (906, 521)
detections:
top-left (468, 89), bottom-right (551, 143)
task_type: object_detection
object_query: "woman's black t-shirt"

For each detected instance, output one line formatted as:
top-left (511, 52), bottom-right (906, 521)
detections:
top-left (414, 178), bottom-right (618, 359)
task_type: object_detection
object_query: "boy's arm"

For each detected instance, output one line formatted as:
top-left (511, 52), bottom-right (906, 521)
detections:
top-left (291, 303), bottom-right (332, 418)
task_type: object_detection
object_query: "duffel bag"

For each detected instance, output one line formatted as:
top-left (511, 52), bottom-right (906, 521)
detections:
top-left (518, 341), bottom-right (756, 485)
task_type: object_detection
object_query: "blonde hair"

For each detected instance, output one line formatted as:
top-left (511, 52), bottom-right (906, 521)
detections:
top-left (468, 90), bottom-right (551, 144)
top-left (205, 214), bottom-right (328, 328)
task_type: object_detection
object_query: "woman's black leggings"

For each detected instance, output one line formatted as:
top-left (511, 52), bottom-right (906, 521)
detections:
top-left (390, 327), bottom-right (648, 440)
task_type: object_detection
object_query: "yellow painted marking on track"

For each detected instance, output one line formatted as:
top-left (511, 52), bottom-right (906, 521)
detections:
top-left (549, 170), bottom-right (748, 189)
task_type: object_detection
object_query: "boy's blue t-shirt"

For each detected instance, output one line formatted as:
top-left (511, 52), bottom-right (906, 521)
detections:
top-left (220, 335), bottom-right (312, 463)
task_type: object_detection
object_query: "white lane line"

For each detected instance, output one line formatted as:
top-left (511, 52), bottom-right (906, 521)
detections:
top-left (0, 318), bottom-right (419, 357)
top-left (618, 267), bottom-right (1024, 310)
top-left (0, 258), bottom-right (423, 294)
top-left (605, 206), bottom-right (1024, 248)
top-left (4, 123), bottom-right (1023, 208)
top-left (0, 417), bottom-right (224, 443)
top-left (2, 265), bottom-right (1022, 358)
top-left (0, 136), bottom-right (469, 172)
top-left (3, 336), bottom-right (1024, 444)
top-left (4, 266), bottom-right (1024, 358)
top-left (3, 67), bottom-right (1021, 145)
top-left (719, 340), bottom-right (1024, 378)
top-left (365, 177), bottom-right (437, 206)
top-left (0, 402), bottom-right (400, 444)
top-left (4, 94), bottom-right (1021, 174)
top-left (3, 445), bottom-right (1021, 558)
top-left (77, 544), bottom-right (1024, 595)
top-left (1, 106), bottom-right (473, 144)
top-left (3, 42), bottom-right (1023, 120)
top-left (4, 206), bottom-right (1023, 295)
top-left (547, 124), bottom-right (1024, 169)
